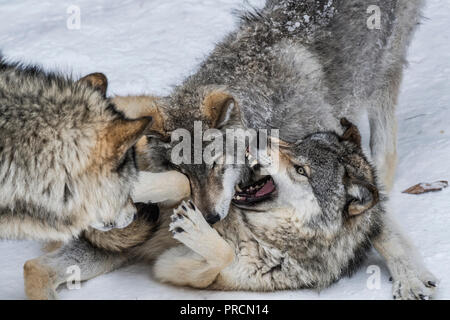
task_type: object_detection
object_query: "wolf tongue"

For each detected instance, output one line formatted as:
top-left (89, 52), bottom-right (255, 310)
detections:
top-left (255, 179), bottom-right (275, 198)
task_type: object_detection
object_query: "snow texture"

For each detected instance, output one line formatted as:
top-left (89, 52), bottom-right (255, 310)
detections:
top-left (0, 0), bottom-right (449, 300)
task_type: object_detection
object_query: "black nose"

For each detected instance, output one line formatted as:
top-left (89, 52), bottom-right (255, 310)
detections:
top-left (135, 202), bottom-right (160, 223)
top-left (206, 214), bottom-right (221, 225)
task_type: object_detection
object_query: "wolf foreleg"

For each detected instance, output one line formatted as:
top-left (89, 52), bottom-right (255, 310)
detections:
top-left (373, 216), bottom-right (438, 300)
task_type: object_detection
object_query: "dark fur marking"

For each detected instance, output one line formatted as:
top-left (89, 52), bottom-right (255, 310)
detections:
top-left (63, 183), bottom-right (72, 204)
top-left (106, 103), bottom-right (128, 120)
top-left (0, 199), bottom-right (74, 228)
top-left (135, 202), bottom-right (160, 223)
top-left (116, 151), bottom-right (131, 173)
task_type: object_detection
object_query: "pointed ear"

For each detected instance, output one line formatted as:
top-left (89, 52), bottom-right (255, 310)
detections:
top-left (201, 91), bottom-right (240, 128)
top-left (79, 73), bottom-right (108, 97)
top-left (345, 178), bottom-right (379, 216)
top-left (340, 118), bottom-right (362, 147)
top-left (106, 117), bottom-right (153, 157)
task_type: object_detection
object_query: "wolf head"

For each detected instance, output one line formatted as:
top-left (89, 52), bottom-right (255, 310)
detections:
top-left (227, 119), bottom-right (383, 285)
top-left (0, 70), bottom-right (153, 240)
top-left (233, 118), bottom-right (381, 235)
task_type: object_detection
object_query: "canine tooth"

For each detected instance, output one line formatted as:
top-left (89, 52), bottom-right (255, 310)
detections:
top-left (235, 185), bottom-right (242, 192)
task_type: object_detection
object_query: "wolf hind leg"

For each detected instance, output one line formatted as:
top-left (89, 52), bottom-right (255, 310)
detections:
top-left (24, 239), bottom-right (128, 300)
top-left (373, 216), bottom-right (438, 300)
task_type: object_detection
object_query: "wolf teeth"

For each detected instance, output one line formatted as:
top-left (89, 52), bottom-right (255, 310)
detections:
top-left (235, 185), bottom-right (243, 192)
top-left (246, 150), bottom-right (260, 168)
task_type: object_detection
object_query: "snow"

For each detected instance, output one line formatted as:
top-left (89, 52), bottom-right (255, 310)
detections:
top-left (0, 0), bottom-right (449, 300)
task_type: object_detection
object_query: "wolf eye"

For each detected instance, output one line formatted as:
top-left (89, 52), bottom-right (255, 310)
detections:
top-left (295, 166), bottom-right (307, 177)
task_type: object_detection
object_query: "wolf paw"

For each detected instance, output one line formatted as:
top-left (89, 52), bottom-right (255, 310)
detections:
top-left (169, 200), bottom-right (212, 248)
top-left (169, 200), bottom-right (234, 268)
top-left (392, 271), bottom-right (438, 300)
top-left (24, 259), bottom-right (58, 300)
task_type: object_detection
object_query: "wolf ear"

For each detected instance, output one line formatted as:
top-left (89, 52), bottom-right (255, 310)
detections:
top-left (339, 119), bottom-right (379, 216)
top-left (79, 73), bottom-right (108, 97)
top-left (340, 118), bottom-right (361, 147)
top-left (201, 90), bottom-right (240, 129)
top-left (345, 178), bottom-right (379, 216)
top-left (106, 117), bottom-right (153, 157)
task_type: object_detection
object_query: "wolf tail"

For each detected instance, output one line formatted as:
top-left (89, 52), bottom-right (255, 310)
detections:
top-left (82, 202), bottom-right (160, 253)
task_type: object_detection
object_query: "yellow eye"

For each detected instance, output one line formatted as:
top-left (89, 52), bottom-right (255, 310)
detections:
top-left (295, 166), bottom-right (307, 177)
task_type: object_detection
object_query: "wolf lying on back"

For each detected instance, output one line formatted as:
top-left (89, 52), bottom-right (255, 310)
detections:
top-left (23, 120), bottom-right (436, 299)
top-left (0, 63), bottom-right (152, 241)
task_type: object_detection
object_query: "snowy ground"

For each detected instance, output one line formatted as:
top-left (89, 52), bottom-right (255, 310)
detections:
top-left (0, 0), bottom-right (449, 300)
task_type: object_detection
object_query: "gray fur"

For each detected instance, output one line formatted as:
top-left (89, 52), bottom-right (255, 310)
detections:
top-left (165, 0), bottom-right (422, 137)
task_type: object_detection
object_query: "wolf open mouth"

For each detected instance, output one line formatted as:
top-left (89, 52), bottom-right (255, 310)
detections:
top-left (232, 175), bottom-right (276, 205)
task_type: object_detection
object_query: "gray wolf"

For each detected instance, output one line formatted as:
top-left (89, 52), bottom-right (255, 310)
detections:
top-left (23, 120), bottom-right (437, 299)
top-left (0, 63), bottom-right (152, 241)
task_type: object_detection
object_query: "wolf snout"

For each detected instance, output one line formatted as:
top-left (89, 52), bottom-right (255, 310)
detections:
top-left (205, 213), bottom-right (221, 225)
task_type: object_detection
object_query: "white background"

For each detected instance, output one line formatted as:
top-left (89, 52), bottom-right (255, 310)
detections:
top-left (0, 0), bottom-right (449, 299)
